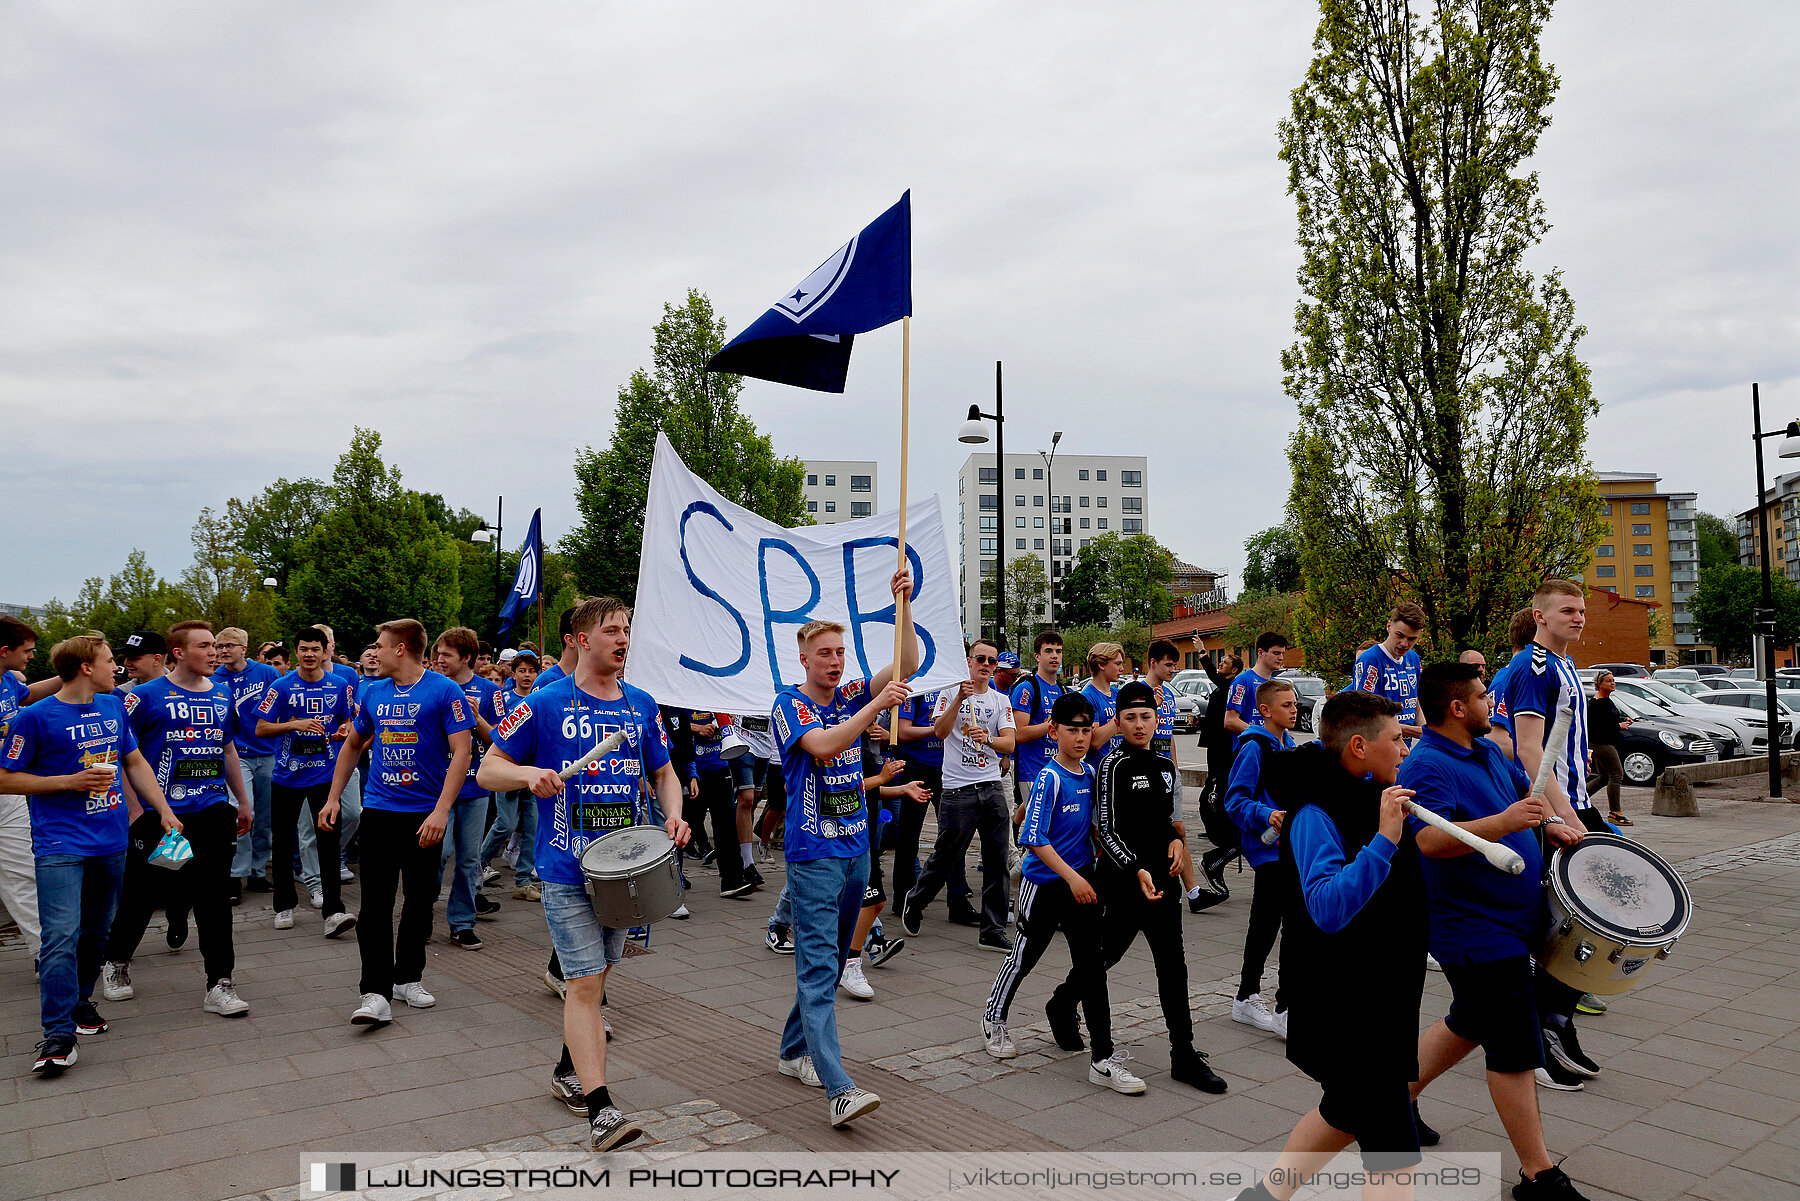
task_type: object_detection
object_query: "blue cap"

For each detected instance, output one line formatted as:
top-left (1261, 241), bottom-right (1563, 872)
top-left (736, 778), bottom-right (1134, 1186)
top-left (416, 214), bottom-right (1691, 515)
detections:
top-left (997, 651), bottom-right (1021, 669)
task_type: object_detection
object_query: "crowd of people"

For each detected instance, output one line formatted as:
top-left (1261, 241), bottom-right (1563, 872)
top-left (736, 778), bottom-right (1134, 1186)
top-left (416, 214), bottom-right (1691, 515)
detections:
top-left (0, 575), bottom-right (1624, 1198)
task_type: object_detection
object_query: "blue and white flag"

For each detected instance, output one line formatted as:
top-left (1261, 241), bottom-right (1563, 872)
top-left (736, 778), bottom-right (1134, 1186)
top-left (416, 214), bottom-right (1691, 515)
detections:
top-left (706, 191), bottom-right (912, 393)
top-left (495, 508), bottom-right (542, 643)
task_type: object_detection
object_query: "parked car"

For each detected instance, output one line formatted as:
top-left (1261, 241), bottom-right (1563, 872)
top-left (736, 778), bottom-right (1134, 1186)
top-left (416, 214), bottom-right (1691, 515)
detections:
top-left (1591, 662), bottom-right (1649, 678)
top-left (1606, 677), bottom-right (1773, 758)
top-left (1167, 679), bottom-right (1208, 733)
top-left (1651, 667), bottom-right (1700, 682)
top-left (1279, 675), bottom-right (1330, 733)
top-left (1695, 689), bottom-right (1800, 748)
top-left (1607, 692), bottom-right (1721, 786)
top-left (1692, 665), bottom-right (1732, 679)
top-left (1728, 668), bottom-right (1760, 680)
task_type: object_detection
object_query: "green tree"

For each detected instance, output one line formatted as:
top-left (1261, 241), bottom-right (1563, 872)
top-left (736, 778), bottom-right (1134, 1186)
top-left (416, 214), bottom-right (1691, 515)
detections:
top-left (1054, 532), bottom-right (1177, 629)
top-left (1059, 624), bottom-right (1110, 680)
top-left (1691, 564), bottom-right (1800, 660)
top-left (224, 477), bottom-right (332, 588)
top-left (1242, 525), bottom-right (1303, 594)
top-left (1281, 0), bottom-right (1602, 678)
top-left (177, 507), bottom-right (279, 646)
top-left (1002, 555), bottom-right (1050, 652)
top-left (284, 428), bottom-right (462, 645)
top-left (564, 289), bottom-right (809, 602)
top-left (1696, 512), bottom-right (1738, 572)
top-left (1222, 590), bottom-right (1303, 664)
top-left (1055, 554), bottom-right (1111, 629)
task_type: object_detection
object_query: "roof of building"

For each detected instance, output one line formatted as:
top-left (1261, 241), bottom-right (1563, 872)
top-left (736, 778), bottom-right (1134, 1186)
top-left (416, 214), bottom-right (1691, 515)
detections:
top-left (1594, 470), bottom-right (1661, 483)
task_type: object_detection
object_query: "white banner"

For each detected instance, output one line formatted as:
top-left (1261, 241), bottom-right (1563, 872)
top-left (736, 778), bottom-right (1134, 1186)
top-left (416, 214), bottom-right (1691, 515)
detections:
top-left (629, 434), bottom-right (968, 715)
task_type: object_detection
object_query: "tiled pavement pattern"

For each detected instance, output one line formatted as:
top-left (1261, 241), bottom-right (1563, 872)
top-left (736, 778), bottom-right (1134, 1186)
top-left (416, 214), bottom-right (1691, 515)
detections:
top-left (2, 757), bottom-right (1798, 1201)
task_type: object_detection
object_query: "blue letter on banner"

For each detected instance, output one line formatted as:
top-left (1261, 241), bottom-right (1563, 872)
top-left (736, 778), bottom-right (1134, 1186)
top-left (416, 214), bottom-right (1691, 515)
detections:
top-left (841, 539), bottom-right (934, 681)
top-left (760, 539), bottom-right (822, 683)
top-left (677, 502), bottom-right (751, 677)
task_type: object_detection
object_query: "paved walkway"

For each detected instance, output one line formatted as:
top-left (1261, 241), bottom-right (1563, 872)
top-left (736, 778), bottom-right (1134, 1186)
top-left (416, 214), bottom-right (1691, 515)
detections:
top-left (2, 775), bottom-right (1797, 1201)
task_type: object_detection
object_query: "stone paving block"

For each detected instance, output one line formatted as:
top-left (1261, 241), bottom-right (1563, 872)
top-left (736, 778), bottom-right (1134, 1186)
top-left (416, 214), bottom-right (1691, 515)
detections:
top-left (1691, 1165), bottom-right (1800, 1201)
top-left (1639, 1098), bottom-right (1777, 1150)
top-left (1731, 1139), bottom-right (1800, 1185)
top-left (1558, 1144), bottom-right (1703, 1201)
top-left (1679, 1079), bottom-right (1800, 1125)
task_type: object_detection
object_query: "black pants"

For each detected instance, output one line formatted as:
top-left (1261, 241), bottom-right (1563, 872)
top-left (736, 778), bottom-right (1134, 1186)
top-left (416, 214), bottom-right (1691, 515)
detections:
top-left (273, 783), bottom-right (343, 917)
top-left (1239, 857), bottom-right (1291, 1007)
top-left (1063, 872), bottom-right (1192, 1049)
top-left (107, 802), bottom-right (237, 986)
top-left (887, 761), bottom-right (949, 909)
top-left (698, 768), bottom-right (745, 890)
top-left (357, 807), bottom-right (439, 999)
top-left (985, 873), bottom-right (1112, 1059)
top-left (906, 781), bottom-right (1009, 936)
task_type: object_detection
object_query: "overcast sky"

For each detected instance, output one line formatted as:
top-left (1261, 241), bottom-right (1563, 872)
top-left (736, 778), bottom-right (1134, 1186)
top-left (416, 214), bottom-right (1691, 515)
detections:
top-left (5, 1), bottom-right (1797, 607)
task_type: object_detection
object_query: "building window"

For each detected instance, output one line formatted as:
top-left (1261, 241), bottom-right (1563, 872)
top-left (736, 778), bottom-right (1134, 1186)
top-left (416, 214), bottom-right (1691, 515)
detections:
top-left (807, 501), bottom-right (817, 512)
top-left (1078, 496), bottom-right (1089, 508)
top-left (1096, 470), bottom-right (1107, 481)
top-left (1016, 538), bottom-right (1026, 550)
top-left (1595, 544), bottom-right (1614, 557)
top-left (1122, 497), bottom-right (1143, 514)
top-left (1078, 469), bottom-right (1089, 480)
top-left (980, 559), bottom-right (996, 576)
top-left (1121, 470), bottom-right (1142, 487)
top-left (1034, 538), bottom-right (1044, 550)
top-left (1630, 503), bottom-right (1650, 515)
top-left (1597, 585), bottom-right (1616, 593)
top-left (979, 495), bottom-right (997, 511)
top-left (1098, 518), bottom-right (1109, 529)
top-left (824, 501), bottom-right (836, 513)
top-left (1033, 468), bottom-right (1043, 480)
top-left (1061, 496), bottom-right (1071, 510)
top-left (1601, 503), bottom-right (1613, 516)
top-left (1081, 539), bottom-right (1090, 549)
top-left (1631, 523), bottom-right (1651, 536)
top-left (977, 468), bottom-right (996, 485)
top-left (979, 537), bottom-right (997, 552)
top-left (1097, 496), bottom-right (1107, 508)
top-left (1633, 544), bottom-right (1653, 557)
top-left (1635, 585), bottom-right (1655, 597)
top-left (1123, 519), bottom-right (1144, 533)
top-left (1034, 516), bottom-right (1045, 528)
top-left (1015, 516), bottom-right (1025, 528)
top-left (1595, 565), bottom-right (1615, 578)
top-left (1015, 495), bottom-right (1025, 507)
top-left (1634, 564), bottom-right (1654, 577)
top-left (1080, 517), bottom-right (1090, 529)
top-left (851, 501), bottom-right (872, 517)
top-left (1034, 495), bottom-right (1044, 507)
top-left (824, 475), bottom-right (835, 487)
top-left (1014, 467), bottom-right (1025, 480)
top-left (979, 516), bottom-right (997, 532)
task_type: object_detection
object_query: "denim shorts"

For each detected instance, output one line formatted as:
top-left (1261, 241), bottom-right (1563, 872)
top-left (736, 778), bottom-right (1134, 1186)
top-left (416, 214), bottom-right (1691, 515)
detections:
top-left (731, 754), bottom-right (768, 793)
top-left (541, 880), bottom-right (628, 977)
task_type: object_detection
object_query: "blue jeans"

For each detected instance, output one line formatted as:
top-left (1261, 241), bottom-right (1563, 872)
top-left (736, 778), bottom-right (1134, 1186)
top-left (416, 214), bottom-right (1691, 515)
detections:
top-left (298, 766), bottom-right (361, 889)
top-left (439, 794), bottom-right (490, 933)
top-left (35, 853), bottom-right (126, 1040)
top-left (768, 884), bottom-right (793, 931)
top-left (480, 790), bottom-right (537, 886)
top-left (779, 854), bottom-right (868, 1097)
top-left (230, 754), bottom-right (275, 879)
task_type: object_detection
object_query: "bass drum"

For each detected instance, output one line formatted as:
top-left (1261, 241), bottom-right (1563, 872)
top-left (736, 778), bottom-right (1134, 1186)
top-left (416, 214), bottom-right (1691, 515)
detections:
top-left (578, 826), bottom-right (684, 929)
top-left (1541, 831), bottom-right (1692, 995)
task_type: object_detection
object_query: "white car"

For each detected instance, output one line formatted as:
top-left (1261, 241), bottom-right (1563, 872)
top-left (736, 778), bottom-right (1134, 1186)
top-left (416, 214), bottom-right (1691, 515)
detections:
top-left (1607, 677), bottom-right (1777, 758)
top-left (1694, 690), bottom-right (1800, 749)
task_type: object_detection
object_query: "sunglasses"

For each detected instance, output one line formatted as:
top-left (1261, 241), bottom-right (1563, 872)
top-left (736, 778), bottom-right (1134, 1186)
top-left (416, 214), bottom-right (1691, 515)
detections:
top-left (970, 655), bottom-right (998, 665)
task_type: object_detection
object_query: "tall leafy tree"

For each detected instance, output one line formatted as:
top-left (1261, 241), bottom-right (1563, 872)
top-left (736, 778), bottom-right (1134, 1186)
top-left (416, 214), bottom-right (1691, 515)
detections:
top-left (1281, 0), bottom-right (1602, 675)
top-left (1001, 555), bottom-right (1050, 652)
top-left (1055, 554), bottom-right (1112, 629)
top-left (1696, 512), bottom-right (1738, 572)
top-left (224, 477), bottom-right (332, 589)
top-left (178, 507), bottom-right (279, 645)
top-left (1241, 524), bottom-right (1303, 595)
top-left (564, 289), bottom-right (809, 602)
top-left (1692, 564), bottom-right (1800, 660)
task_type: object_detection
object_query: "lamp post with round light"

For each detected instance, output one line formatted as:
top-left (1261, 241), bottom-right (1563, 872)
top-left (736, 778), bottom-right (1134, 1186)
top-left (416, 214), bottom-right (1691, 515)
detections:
top-left (1750, 385), bottom-right (1800, 797)
top-left (959, 363), bottom-right (1008, 648)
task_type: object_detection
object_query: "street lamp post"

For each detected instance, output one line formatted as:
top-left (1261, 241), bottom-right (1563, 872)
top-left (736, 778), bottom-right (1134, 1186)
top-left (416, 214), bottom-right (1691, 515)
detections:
top-left (1040, 432), bottom-right (1063, 625)
top-left (1749, 383), bottom-right (1800, 799)
top-left (959, 363), bottom-right (1008, 648)
top-left (470, 495), bottom-right (504, 615)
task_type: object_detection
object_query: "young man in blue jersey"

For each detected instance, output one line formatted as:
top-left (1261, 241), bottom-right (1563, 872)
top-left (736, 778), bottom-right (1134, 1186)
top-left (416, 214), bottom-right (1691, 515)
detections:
top-left (1224, 633), bottom-right (1287, 738)
top-left (433, 627), bottom-right (504, 948)
top-left (981, 692), bottom-right (1143, 1092)
top-left (1225, 678), bottom-right (1298, 1040)
top-left (1, 634), bottom-right (184, 1075)
top-left (298, 624), bottom-right (362, 894)
top-left (480, 650), bottom-right (540, 900)
top-left (1080, 641), bottom-right (1125, 769)
top-left (104, 622), bottom-right (253, 1017)
top-left (321, 618), bottom-right (475, 1026)
top-left (1348, 603), bottom-right (1427, 739)
top-left (1400, 661), bottom-right (1592, 1201)
top-left (255, 627), bottom-right (357, 938)
top-left (0, 615), bottom-right (61, 962)
top-left (1485, 607), bottom-right (1536, 762)
top-left (482, 596), bottom-right (689, 1152)
top-left (1009, 630), bottom-right (1065, 807)
top-left (768, 568), bottom-right (916, 1130)
top-left (216, 627), bottom-right (282, 905)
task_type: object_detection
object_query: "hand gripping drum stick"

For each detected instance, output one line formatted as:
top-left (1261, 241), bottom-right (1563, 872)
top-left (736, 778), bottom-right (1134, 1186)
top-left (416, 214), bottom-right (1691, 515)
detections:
top-left (558, 730), bottom-right (628, 780)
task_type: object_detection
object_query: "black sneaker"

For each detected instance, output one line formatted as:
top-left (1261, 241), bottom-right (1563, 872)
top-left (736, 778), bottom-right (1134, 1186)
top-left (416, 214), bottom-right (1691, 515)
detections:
top-left (165, 910), bottom-right (189, 951)
top-left (31, 1036), bottom-right (78, 1076)
top-left (699, 847), bottom-right (718, 869)
top-left (1188, 887), bottom-right (1227, 914)
top-left (1170, 1047), bottom-right (1227, 1094)
top-left (245, 876), bottom-right (272, 893)
top-left (977, 931), bottom-right (1014, 954)
top-left (1201, 849), bottom-right (1232, 897)
top-left (1542, 1022), bottom-right (1599, 1078)
top-left (1413, 1100), bottom-right (1440, 1146)
top-left (1046, 996), bottom-right (1085, 1051)
top-left (766, 926), bottom-right (795, 955)
top-left (1513, 1164), bottom-right (1589, 1201)
top-left (721, 881), bottom-right (756, 899)
top-left (73, 1002), bottom-right (107, 1036)
top-left (899, 908), bottom-right (922, 938)
top-left (947, 905), bottom-right (980, 927)
top-left (474, 894), bottom-right (502, 918)
top-left (745, 866), bottom-right (766, 889)
top-left (589, 1106), bottom-right (644, 1152)
top-left (864, 935), bottom-right (905, 967)
top-left (229, 877), bottom-right (243, 906)
top-left (451, 929), bottom-right (484, 950)
top-left (550, 1068), bottom-right (586, 1115)
top-left (1535, 1062), bottom-right (1586, 1092)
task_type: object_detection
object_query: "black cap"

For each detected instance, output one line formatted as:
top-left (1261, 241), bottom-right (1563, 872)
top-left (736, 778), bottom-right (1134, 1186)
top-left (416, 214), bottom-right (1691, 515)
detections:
top-left (1050, 692), bottom-right (1094, 727)
top-left (119, 630), bottom-right (166, 659)
top-left (1115, 681), bottom-right (1157, 714)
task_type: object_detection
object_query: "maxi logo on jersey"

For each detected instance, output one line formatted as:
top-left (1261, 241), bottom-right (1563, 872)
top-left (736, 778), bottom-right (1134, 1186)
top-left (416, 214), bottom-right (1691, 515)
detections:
top-left (496, 701), bottom-right (531, 741)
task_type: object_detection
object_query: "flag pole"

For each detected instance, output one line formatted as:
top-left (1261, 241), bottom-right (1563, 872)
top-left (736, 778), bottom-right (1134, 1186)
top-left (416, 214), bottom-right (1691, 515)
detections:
top-left (888, 315), bottom-right (911, 745)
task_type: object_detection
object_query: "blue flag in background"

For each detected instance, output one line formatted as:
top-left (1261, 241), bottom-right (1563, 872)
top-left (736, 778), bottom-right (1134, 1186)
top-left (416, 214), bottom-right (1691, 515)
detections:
top-left (706, 191), bottom-right (912, 393)
top-left (494, 508), bottom-right (542, 643)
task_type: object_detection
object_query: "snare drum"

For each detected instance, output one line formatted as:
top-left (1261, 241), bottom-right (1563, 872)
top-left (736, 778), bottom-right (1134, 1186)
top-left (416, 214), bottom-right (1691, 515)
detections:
top-left (1541, 831), bottom-right (1693, 995)
top-left (578, 827), bottom-right (684, 929)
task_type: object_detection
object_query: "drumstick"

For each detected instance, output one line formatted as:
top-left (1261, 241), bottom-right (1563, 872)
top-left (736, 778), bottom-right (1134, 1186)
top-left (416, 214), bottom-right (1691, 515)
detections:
top-left (1405, 799), bottom-right (1526, 875)
top-left (1532, 698), bottom-right (1574, 798)
top-left (558, 731), bottom-right (628, 781)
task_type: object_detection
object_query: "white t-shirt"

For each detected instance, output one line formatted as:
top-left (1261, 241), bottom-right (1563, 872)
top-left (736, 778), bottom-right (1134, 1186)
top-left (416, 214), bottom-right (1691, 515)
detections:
top-left (932, 685), bottom-right (1017, 790)
top-left (731, 712), bottom-right (779, 762)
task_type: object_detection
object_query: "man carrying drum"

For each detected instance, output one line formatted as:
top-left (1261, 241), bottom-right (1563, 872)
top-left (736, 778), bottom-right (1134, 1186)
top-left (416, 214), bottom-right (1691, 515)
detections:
top-left (480, 597), bottom-right (690, 1153)
top-left (1399, 662), bottom-right (1592, 1201)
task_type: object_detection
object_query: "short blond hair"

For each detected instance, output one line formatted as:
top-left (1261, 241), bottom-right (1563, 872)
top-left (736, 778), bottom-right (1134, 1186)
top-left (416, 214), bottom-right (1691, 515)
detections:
top-left (52, 634), bottom-right (110, 681)
top-left (797, 620), bottom-right (847, 651)
top-left (166, 620), bottom-right (213, 654)
top-left (218, 627), bottom-right (248, 645)
top-left (571, 597), bottom-right (630, 636)
top-left (1534, 579), bottom-right (1583, 604)
top-left (1086, 641), bottom-right (1124, 675)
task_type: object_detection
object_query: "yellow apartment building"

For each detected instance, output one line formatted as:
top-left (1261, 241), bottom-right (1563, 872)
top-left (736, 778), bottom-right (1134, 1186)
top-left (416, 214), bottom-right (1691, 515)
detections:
top-left (1583, 472), bottom-right (1710, 666)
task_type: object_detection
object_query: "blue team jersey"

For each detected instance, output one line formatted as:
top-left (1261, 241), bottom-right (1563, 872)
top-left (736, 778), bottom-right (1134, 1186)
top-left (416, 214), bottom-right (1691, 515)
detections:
top-left (257, 671), bottom-right (354, 788)
top-left (1501, 643), bottom-right (1590, 806)
top-left (1487, 663), bottom-right (1514, 732)
top-left (4, 693), bottom-right (135, 857)
top-left (532, 662), bottom-right (568, 692)
top-left (1019, 757), bottom-right (1094, 884)
top-left (1081, 681), bottom-right (1118, 768)
top-left (1350, 643), bottom-right (1422, 726)
top-left (772, 678), bottom-right (876, 862)
top-left (689, 711), bottom-right (727, 774)
top-left (1009, 674), bottom-right (1065, 785)
top-left (123, 676), bottom-right (239, 814)
top-left (218, 660), bottom-right (282, 757)
top-left (495, 686), bottom-right (532, 721)
top-left (451, 674), bottom-right (502, 800)
top-left (491, 678), bottom-right (671, 887)
top-left (0, 673), bottom-right (29, 742)
top-left (353, 671), bottom-right (477, 813)
top-left (1227, 668), bottom-right (1270, 728)
top-left (1153, 682), bottom-right (1178, 757)
top-left (331, 663), bottom-right (359, 688)
top-left (896, 692), bottom-right (944, 767)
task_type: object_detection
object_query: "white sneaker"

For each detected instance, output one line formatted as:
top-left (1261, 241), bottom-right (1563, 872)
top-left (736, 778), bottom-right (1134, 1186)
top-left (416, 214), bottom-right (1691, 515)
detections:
top-left (274, 909), bottom-right (294, 930)
top-left (1269, 1005), bottom-right (1289, 1040)
top-left (1232, 994), bottom-right (1283, 1035)
top-left (323, 912), bottom-right (357, 939)
top-left (839, 958), bottom-right (874, 1000)
top-left (1089, 1052), bottom-right (1147, 1094)
top-left (392, 980), bottom-right (436, 1008)
top-left (481, 865), bottom-right (501, 886)
top-left (102, 961), bottom-right (134, 1002)
top-left (1426, 954), bottom-right (1443, 972)
top-left (339, 866), bottom-right (355, 882)
top-left (671, 903), bottom-right (690, 919)
top-left (351, 992), bottom-right (393, 1026)
top-left (982, 1015), bottom-right (1017, 1059)
top-left (778, 1054), bottom-right (823, 1088)
top-left (544, 970), bottom-right (567, 1000)
top-left (828, 1087), bottom-right (880, 1127)
top-left (309, 887), bottom-right (324, 909)
top-left (203, 978), bottom-right (250, 1017)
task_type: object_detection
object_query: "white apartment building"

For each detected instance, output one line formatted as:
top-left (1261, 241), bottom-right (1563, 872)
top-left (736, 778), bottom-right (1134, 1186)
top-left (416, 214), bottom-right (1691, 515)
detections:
top-left (803, 460), bottom-right (878, 524)
top-left (955, 452), bottom-right (1150, 639)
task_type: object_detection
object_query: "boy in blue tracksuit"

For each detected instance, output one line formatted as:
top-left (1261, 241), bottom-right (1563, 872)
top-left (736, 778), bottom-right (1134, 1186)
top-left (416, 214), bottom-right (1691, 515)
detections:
top-left (1224, 678), bottom-right (1297, 1039)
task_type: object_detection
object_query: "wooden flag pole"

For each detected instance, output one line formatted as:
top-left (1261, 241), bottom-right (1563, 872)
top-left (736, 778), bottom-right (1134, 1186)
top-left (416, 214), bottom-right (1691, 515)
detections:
top-left (888, 315), bottom-right (912, 745)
